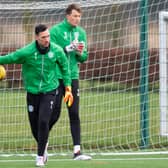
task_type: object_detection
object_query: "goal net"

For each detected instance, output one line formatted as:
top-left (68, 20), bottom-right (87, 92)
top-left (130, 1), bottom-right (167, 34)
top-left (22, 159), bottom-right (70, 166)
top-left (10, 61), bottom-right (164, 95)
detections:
top-left (0, 0), bottom-right (167, 156)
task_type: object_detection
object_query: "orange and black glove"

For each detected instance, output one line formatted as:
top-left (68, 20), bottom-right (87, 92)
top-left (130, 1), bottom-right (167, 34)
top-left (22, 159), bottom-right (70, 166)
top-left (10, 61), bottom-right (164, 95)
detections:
top-left (63, 86), bottom-right (74, 107)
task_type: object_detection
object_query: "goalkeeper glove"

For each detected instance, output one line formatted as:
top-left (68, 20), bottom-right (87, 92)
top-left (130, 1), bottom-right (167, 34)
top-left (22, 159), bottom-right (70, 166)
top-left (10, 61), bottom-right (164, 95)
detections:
top-left (65, 41), bottom-right (85, 54)
top-left (65, 42), bottom-right (77, 53)
top-left (63, 86), bottom-right (73, 107)
top-left (75, 41), bottom-right (85, 55)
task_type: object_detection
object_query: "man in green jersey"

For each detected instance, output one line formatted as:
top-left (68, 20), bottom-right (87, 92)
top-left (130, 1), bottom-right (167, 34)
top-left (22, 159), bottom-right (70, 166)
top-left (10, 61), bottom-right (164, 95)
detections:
top-left (0, 24), bottom-right (73, 166)
top-left (50, 3), bottom-right (91, 160)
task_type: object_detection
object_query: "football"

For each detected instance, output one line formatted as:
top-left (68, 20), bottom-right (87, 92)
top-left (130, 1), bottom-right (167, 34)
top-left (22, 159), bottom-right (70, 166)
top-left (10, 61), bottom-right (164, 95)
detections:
top-left (0, 65), bottom-right (6, 80)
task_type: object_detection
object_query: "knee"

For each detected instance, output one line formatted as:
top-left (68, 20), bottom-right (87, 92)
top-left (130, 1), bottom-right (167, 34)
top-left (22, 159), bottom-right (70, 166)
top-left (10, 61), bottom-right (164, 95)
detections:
top-left (39, 119), bottom-right (48, 130)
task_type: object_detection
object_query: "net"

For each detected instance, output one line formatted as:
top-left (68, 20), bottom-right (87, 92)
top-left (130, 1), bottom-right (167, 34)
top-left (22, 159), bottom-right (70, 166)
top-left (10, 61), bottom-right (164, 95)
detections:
top-left (0, 0), bottom-right (167, 155)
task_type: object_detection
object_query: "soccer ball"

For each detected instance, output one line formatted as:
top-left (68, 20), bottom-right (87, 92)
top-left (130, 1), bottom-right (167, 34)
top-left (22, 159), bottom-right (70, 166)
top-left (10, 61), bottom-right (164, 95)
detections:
top-left (0, 65), bottom-right (6, 80)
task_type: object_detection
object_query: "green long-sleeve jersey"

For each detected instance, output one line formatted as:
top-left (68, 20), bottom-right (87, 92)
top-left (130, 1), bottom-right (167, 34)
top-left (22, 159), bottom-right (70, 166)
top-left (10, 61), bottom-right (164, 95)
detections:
top-left (50, 19), bottom-right (88, 79)
top-left (0, 41), bottom-right (71, 94)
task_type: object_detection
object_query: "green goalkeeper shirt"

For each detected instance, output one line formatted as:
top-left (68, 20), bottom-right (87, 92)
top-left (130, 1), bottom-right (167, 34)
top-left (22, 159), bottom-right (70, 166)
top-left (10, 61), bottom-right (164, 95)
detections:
top-left (0, 41), bottom-right (71, 94)
top-left (50, 18), bottom-right (88, 79)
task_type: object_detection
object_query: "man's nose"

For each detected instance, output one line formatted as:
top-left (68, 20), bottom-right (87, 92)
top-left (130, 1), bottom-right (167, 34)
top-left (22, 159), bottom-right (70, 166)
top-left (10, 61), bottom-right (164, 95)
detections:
top-left (45, 37), bottom-right (49, 42)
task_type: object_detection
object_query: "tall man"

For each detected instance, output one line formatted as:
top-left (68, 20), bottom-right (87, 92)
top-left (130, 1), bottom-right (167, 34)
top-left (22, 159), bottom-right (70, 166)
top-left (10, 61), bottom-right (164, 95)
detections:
top-left (0, 24), bottom-right (73, 166)
top-left (50, 3), bottom-right (91, 160)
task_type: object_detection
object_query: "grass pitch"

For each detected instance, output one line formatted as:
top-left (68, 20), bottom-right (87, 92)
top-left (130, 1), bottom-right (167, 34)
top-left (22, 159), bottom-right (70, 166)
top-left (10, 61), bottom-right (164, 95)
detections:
top-left (0, 154), bottom-right (168, 168)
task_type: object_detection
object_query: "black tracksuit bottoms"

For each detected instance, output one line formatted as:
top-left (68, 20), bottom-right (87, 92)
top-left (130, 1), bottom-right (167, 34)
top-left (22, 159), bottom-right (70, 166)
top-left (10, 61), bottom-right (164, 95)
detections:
top-left (27, 90), bottom-right (56, 156)
top-left (49, 79), bottom-right (81, 146)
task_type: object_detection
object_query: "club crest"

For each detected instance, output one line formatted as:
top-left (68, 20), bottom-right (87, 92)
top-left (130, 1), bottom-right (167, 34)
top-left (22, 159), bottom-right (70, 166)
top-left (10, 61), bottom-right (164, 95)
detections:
top-left (48, 52), bottom-right (54, 58)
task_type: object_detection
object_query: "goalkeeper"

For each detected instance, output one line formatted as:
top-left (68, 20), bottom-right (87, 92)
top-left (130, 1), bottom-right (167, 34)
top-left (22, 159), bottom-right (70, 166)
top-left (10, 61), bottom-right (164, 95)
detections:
top-left (50, 3), bottom-right (91, 160)
top-left (0, 24), bottom-right (73, 166)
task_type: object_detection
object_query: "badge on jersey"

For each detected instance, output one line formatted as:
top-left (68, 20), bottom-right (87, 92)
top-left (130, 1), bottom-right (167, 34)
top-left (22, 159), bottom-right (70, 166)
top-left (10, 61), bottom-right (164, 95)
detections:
top-left (48, 51), bottom-right (54, 58)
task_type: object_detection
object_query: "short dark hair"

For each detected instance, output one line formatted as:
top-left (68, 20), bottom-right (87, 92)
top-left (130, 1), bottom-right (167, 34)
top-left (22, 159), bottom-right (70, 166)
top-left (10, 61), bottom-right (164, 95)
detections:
top-left (35, 24), bottom-right (48, 35)
top-left (65, 3), bottom-right (82, 15)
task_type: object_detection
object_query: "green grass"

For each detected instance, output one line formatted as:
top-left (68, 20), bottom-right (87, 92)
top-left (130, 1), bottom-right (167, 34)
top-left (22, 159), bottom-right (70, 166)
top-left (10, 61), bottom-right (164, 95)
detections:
top-left (0, 80), bottom-right (166, 153)
top-left (0, 154), bottom-right (168, 168)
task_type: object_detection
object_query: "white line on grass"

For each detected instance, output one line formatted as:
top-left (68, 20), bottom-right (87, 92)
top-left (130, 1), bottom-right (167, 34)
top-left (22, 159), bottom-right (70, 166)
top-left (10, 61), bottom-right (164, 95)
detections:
top-left (1, 158), bottom-right (168, 162)
top-left (1, 151), bottom-right (168, 157)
